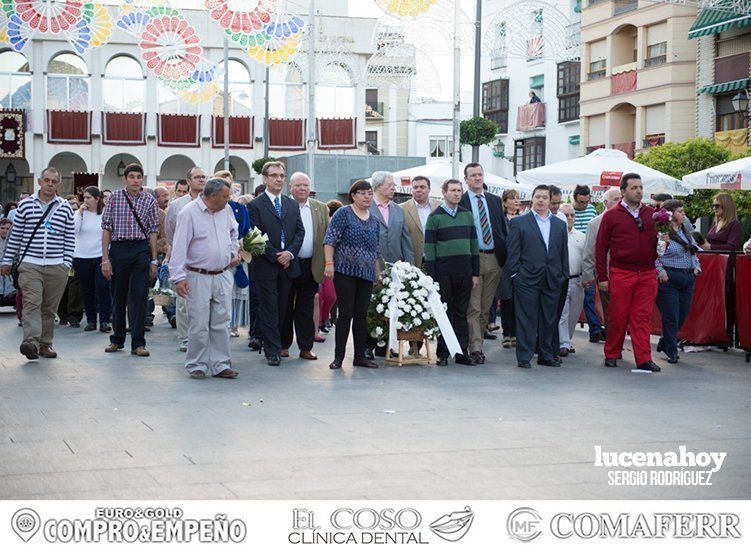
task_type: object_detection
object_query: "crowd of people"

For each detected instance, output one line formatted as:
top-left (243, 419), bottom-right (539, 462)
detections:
top-left (1, 161), bottom-right (750, 378)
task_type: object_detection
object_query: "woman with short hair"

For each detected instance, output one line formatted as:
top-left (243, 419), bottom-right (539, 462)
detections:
top-left (323, 182), bottom-right (380, 370)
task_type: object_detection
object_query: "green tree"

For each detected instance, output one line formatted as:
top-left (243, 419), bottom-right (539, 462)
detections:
top-left (252, 156), bottom-right (278, 175)
top-left (460, 116), bottom-right (498, 147)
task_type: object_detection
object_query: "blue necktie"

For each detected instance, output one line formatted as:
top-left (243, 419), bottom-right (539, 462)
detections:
top-left (274, 196), bottom-right (285, 249)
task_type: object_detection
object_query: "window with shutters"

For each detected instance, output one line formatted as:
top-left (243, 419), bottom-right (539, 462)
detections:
top-left (557, 61), bottom-right (580, 123)
top-left (513, 137), bottom-right (545, 176)
top-left (482, 78), bottom-right (509, 133)
top-left (645, 42), bottom-right (667, 67)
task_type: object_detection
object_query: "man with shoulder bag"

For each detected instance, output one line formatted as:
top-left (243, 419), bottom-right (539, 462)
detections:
top-left (1, 168), bottom-right (75, 360)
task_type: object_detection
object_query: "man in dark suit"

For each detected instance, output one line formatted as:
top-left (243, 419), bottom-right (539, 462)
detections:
top-left (459, 163), bottom-right (507, 365)
top-left (506, 184), bottom-right (569, 368)
top-left (247, 161), bottom-right (305, 366)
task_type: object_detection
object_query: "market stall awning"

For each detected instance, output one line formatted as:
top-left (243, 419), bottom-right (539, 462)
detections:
top-left (698, 78), bottom-right (750, 95)
top-left (688, 4), bottom-right (751, 39)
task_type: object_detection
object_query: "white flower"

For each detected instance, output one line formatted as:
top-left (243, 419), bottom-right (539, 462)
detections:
top-left (421, 311), bottom-right (430, 320)
top-left (375, 326), bottom-right (384, 336)
top-left (414, 304), bottom-right (423, 313)
top-left (395, 321), bottom-right (403, 330)
top-left (381, 295), bottom-right (389, 303)
top-left (414, 318), bottom-right (422, 326)
top-left (385, 288), bottom-right (395, 296)
top-left (382, 277), bottom-right (391, 285)
top-left (376, 304), bottom-right (384, 314)
top-left (377, 340), bottom-right (386, 347)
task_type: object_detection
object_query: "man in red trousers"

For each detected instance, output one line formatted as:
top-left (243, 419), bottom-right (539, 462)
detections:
top-left (595, 173), bottom-right (660, 372)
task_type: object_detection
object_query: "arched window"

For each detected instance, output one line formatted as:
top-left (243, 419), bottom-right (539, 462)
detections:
top-left (0, 50), bottom-right (31, 110)
top-left (316, 62), bottom-right (354, 117)
top-left (103, 56), bottom-right (144, 111)
top-left (47, 53), bottom-right (89, 110)
top-left (213, 59), bottom-right (253, 116)
top-left (158, 80), bottom-right (197, 115)
top-left (269, 63), bottom-right (305, 118)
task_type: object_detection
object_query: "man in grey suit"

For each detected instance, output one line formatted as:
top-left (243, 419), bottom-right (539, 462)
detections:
top-left (506, 184), bottom-right (569, 369)
top-left (370, 171), bottom-right (414, 264)
top-left (367, 171), bottom-right (414, 359)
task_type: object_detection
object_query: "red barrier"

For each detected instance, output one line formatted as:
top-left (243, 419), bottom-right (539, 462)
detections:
top-left (650, 254), bottom-right (730, 344)
top-left (736, 255), bottom-right (751, 349)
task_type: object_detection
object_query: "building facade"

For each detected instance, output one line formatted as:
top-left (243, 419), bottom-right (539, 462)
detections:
top-left (579, 0), bottom-right (697, 158)
top-left (0, 1), bottom-right (420, 204)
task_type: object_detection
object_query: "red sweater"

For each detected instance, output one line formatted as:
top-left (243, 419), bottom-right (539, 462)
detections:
top-left (595, 202), bottom-right (657, 282)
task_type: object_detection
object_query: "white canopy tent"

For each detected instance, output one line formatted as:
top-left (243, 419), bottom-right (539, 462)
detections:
top-left (682, 155), bottom-right (751, 191)
top-left (516, 148), bottom-right (689, 196)
top-left (389, 161), bottom-right (536, 201)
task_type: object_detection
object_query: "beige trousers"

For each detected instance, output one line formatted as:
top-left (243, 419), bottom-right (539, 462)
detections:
top-left (185, 270), bottom-right (233, 375)
top-left (18, 262), bottom-right (69, 349)
top-left (175, 294), bottom-right (188, 348)
top-left (467, 253), bottom-right (501, 353)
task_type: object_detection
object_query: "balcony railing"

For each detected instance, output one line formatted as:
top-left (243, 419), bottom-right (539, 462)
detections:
top-left (365, 101), bottom-right (384, 118)
top-left (613, 0), bottom-right (638, 15)
top-left (644, 55), bottom-right (667, 68)
top-left (516, 102), bottom-right (545, 131)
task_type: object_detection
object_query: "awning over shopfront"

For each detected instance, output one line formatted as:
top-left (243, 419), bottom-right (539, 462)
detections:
top-left (688, 3), bottom-right (751, 39)
top-left (698, 78), bottom-right (750, 95)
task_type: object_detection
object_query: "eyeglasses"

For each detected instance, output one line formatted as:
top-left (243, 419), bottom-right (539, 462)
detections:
top-left (712, 203), bottom-right (722, 209)
top-left (355, 190), bottom-right (373, 197)
top-left (635, 217), bottom-right (643, 232)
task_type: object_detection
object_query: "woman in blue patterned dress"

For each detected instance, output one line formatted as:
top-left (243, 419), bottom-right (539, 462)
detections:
top-left (323, 180), bottom-right (381, 370)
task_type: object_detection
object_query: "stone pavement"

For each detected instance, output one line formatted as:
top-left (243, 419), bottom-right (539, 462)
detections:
top-left (0, 308), bottom-right (749, 500)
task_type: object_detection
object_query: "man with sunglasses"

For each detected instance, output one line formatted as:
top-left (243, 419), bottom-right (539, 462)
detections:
top-left (595, 173), bottom-right (661, 372)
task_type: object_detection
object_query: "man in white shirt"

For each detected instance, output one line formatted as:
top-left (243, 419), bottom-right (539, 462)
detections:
top-left (401, 175), bottom-right (440, 269)
top-left (558, 204), bottom-right (586, 356)
top-left (280, 172), bottom-right (329, 360)
top-left (549, 185), bottom-right (568, 224)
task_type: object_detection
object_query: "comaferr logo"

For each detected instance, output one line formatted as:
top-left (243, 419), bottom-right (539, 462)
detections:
top-left (705, 172), bottom-right (742, 190)
top-left (599, 171), bottom-right (623, 187)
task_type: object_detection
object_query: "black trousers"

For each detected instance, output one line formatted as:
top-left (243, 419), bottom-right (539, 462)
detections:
top-left (110, 240), bottom-right (150, 349)
top-left (255, 269), bottom-right (293, 358)
top-left (500, 298), bottom-right (516, 337)
top-left (514, 280), bottom-right (560, 363)
top-left (436, 273), bottom-right (472, 359)
top-left (333, 272), bottom-right (373, 361)
top-left (281, 258), bottom-right (319, 352)
top-left (73, 257), bottom-right (111, 324)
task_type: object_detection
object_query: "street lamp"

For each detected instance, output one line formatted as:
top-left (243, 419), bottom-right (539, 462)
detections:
top-left (6, 163), bottom-right (17, 183)
top-left (492, 138), bottom-right (506, 158)
top-left (731, 90), bottom-right (749, 113)
top-left (116, 156), bottom-right (126, 177)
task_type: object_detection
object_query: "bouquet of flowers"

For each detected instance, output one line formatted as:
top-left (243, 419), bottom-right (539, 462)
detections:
top-left (149, 287), bottom-right (174, 306)
top-left (242, 227), bottom-right (269, 257)
top-left (653, 208), bottom-right (672, 234)
top-left (367, 261), bottom-right (444, 347)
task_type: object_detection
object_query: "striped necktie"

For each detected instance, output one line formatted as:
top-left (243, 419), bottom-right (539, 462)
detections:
top-left (477, 195), bottom-right (492, 246)
top-left (274, 196), bottom-right (285, 248)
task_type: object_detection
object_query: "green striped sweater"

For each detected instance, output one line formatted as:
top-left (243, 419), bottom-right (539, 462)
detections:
top-left (424, 205), bottom-right (479, 279)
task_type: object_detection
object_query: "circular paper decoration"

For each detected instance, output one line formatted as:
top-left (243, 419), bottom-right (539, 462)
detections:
top-left (82, 2), bottom-right (112, 47)
top-left (139, 15), bottom-right (203, 81)
top-left (12, 0), bottom-right (84, 33)
top-left (115, 10), bottom-right (151, 38)
top-left (191, 60), bottom-right (220, 83)
top-left (66, 16), bottom-right (92, 54)
top-left (205, 0), bottom-right (275, 38)
top-left (376, 0), bottom-right (439, 18)
top-left (247, 33), bottom-right (300, 66)
top-left (6, 12), bottom-right (33, 51)
top-left (265, 12), bottom-right (303, 39)
top-left (177, 80), bottom-right (220, 105)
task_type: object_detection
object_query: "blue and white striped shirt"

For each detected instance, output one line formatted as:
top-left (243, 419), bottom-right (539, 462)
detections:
top-left (655, 231), bottom-right (701, 276)
top-left (1, 193), bottom-right (75, 267)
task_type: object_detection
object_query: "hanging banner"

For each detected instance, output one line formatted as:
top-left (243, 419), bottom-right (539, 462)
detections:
top-left (0, 110), bottom-right (25, 159)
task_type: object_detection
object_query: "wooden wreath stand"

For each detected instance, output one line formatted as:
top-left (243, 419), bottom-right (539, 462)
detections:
top-left (385, 328), bottom-right (432, 366)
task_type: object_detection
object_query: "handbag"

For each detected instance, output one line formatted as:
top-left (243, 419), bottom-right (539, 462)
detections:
top-left (121, 189), bottom-right (149, 239)
top-left (10, 201), bottom-right (56, 290)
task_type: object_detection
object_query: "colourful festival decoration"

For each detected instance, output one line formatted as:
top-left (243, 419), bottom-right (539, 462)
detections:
top-left (82, 2), bottom-right (112, 47)
top-left (11, 0), bottom-right (84, 33)
top-left (375, 0), bottom-right (439, 18)
top-left (139, 14), bottom-right (203, 81)
top-left (205, 0), bottom-right (275, 44)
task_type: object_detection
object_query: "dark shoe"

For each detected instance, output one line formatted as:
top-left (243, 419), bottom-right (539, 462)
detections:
top-left (189, 370), bottom-right (206, 380)
top-left (568, 347), bottom-right (576, 354)
top-left (299, 350), bottom-right (318, 360)
top-left (470, 351), bottom-right (485, 365)
top-left (667, 355), bottom-right (679, 364)
top-left (319, 325), bottom-right (329, 334)
top-left (69, 322), bottom-right (80, 328)
top-left (537, 358), bottom-right (560, 367)
top-left (213, 368), bottom-right (239, 379)
top-left (169, 316), bottom-right (177, 329)
top-left (604, 358), bottom-right (618, 368)
top-left (483, 331), bottom-right (497, 340)
top-left (656, 338), bottom-right (665, 354)
top-left (637, 361), bottom-right (661, 372)
top-left (353, 358), bottom-right (379, 368)
top-left (502, 336), bottom-right (512, 348)
top-left (39, 345), bottom-right (57, 358)
top-left (131, 347), bottom-right (150, 357)
top-left (84, 323), bottom-right (97, 332)
top-left (364, 348), bottom-right (375, 360)
top-left (248, 337), bottom-right (262, 351)
top-left (20, 341), bottom-right (39, 360)
top-left (329, 359), bottom-right (342, 370)
top-left (517, 361), bottom-right (531, 368)
top-left (436, 357), bottom-right (449, 366)
top-left (280, 349), bottom-right (290, 358)
top-left (558, 347), bottom-right (569, 357)
top-left (454, 353), bottom-right (476, 366)
top-left (100, 322), bottom-right (111, 333)
top-left (589, 332), bottom-right (605, 343)
top-left (105, 343), bottom-right (124, 353)
top-left (145, 318), bottom-right (154, 327)
top-left (267, 356), bottom-right (281, 366)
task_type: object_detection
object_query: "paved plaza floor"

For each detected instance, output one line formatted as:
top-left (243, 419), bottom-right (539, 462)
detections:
top-left (0, 308), bottom-right (749, 500)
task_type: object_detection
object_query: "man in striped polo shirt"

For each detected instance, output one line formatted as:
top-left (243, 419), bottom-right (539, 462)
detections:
top-left (424, 179), bottom-right (480, 367)
top-left (573, 184), bottom-right (605, 343)
top-left (1, 167), bottom-right (75, 360)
